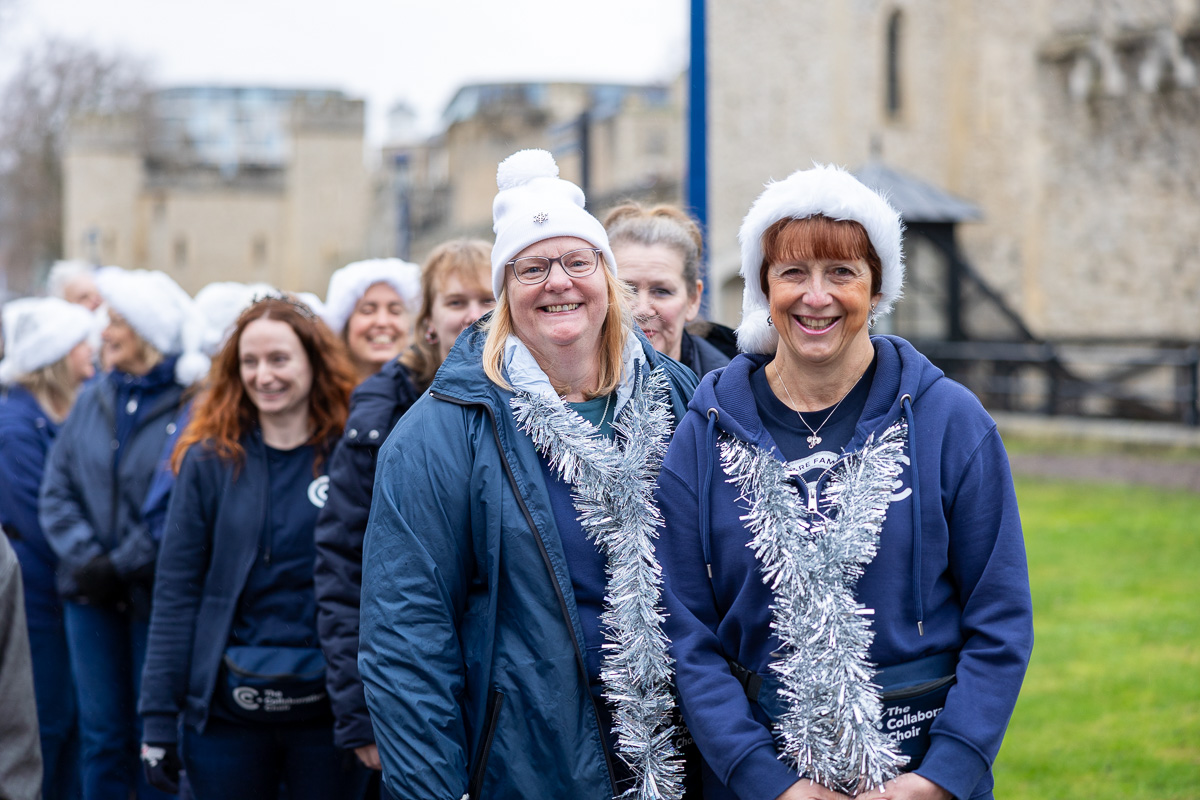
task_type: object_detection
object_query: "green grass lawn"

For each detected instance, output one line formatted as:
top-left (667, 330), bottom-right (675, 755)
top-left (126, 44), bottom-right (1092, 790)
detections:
top-left (993, 477), bottom-right (1200, 798)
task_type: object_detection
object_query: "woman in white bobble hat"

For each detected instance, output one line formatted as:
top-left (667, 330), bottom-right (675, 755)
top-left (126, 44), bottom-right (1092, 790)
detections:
top-left (360, 149), bottom-right (699, 799)
top-left (655, 165), bottom-right (1033, 800)
top-left (322, 258), bottom-right (420, 384)
top-left (39, 266), bottom-right (207, 800)
top-left (0, 297), bottom-right (96, 800)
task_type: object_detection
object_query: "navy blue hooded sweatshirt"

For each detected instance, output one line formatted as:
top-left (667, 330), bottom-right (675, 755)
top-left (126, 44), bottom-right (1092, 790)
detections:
top-left (656, 336), bottom-right (1033, 800)
top-left (0, 385), bottom-right (64, 628)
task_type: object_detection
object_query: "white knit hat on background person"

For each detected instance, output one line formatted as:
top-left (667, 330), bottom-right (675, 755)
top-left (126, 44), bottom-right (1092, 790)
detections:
top-left (490, 149), bottom-right (616, 299)
top-left (321, 259), bottom-right (421, 336)
top-left (193, 281), bottom-right (277, 356)
top-left (94, 266), bottom-right (211, 385)
top-left (735, 163), bottom-right (905, 355)
top-left (0, 297), bottom-right (97, 385)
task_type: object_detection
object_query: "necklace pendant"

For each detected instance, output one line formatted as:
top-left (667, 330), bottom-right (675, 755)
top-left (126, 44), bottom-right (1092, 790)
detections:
top-left (806, 433), bottom-right (821, 449)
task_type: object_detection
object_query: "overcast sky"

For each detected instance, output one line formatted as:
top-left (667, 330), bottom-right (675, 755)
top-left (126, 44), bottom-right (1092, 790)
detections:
top-left (1, 0), bottom-right (691, 142)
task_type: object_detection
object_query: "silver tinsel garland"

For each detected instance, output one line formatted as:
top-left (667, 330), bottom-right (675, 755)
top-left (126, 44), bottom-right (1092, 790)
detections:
top-left (719, 420), bottom-right (911, 795)
top-left (511, 368), bottom-right (683, 800)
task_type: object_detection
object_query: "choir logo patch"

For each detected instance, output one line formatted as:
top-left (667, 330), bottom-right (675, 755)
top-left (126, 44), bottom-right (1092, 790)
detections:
top-left (307, 476), bottom-right (330, 508)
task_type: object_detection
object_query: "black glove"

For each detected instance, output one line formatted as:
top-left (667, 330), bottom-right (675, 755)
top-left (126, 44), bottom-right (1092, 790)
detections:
top-left (141, 741), bottom-right (182, 794)
top-left (74, 555), bottom-right (126, 607)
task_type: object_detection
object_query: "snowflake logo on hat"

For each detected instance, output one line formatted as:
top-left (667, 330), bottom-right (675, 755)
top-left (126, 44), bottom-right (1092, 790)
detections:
top-left (533, 212), bottom-right (549, 224)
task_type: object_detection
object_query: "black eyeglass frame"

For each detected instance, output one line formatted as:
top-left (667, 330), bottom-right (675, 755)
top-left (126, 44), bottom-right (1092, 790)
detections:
top-left (506, 248), bottom-right (603, 285)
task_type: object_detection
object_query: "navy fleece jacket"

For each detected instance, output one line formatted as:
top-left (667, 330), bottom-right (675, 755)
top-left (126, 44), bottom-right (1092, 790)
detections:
top-left (656, 336), bottom-right (1033, 800)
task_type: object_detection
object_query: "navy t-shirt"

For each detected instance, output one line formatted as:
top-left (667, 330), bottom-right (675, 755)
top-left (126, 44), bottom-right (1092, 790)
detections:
top-left (750, 357), bottom-right (877, 507)
top-left (539, 393), bottom-right (615, 686)
top-left (228, 443), bottom-right (323, 650)
top-left (537, 394), bottom-right (633, 788)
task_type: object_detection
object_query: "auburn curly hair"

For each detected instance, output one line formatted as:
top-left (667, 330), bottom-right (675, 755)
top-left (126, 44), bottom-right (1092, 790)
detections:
top-left (171, 296), bottom-right (355, 474)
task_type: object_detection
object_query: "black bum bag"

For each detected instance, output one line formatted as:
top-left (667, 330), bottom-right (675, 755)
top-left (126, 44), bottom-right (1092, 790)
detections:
top-left (218, 645), bottom-right (330, 724)
top-left (729, 650), bottom-right (957, 770)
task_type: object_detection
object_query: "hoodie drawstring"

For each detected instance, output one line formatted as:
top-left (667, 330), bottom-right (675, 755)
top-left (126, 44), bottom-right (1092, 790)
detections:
top-left (902, 393), bottom-right (924, 635)
top-left (700, 408), bottom-right (719, 579)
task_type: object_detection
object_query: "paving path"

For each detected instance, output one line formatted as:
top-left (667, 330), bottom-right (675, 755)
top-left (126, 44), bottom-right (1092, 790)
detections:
top-left (1008, 453), bottom-right (1200, 493)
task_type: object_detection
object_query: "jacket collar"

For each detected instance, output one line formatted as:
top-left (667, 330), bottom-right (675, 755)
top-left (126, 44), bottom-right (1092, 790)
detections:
top-left (431, 313), bottom-right (667, 416)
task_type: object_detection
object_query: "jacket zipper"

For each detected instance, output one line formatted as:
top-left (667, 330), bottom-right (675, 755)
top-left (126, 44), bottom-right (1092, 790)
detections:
top-left (466, 689), bottom-right (505, 799)
top-left (431, 391), bottom-right (620, 796)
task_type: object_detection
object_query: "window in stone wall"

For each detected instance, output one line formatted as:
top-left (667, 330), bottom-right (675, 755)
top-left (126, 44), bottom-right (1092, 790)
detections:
top-left (885, 9), bottom-right (904, 119)
top-left (252, 235), bottom-right (268, 268)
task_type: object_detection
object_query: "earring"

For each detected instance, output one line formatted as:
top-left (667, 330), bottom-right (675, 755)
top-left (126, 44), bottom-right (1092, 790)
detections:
top-left (424, 328), bottom-right (438, 345)
top-left (767, 315), bottom-right (774, 327)
top-left (868, 304), bottom-right (878, 328)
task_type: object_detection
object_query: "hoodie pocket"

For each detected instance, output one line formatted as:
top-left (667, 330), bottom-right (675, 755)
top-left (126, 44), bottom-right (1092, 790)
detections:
top-left (466, 688), bottom-right (505, 799)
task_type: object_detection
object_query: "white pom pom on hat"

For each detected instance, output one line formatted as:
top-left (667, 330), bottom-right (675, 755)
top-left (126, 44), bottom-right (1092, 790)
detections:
top-left (94, 266), bottom-right (211, 385)
top-left (735, 163), bottom-right (905, 355)
top-left (496, 148), bottom-right (559, 190)
top-left (0, 297), bottom-right (97, 385)
top-left (321, 258), bottom-right (421, 336)
top-left (490, 148), bottom-right (616, 298)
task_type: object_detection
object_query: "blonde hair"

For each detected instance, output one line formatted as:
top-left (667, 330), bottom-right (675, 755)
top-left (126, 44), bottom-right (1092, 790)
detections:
top-left (400, 238), bottom-right (492, 391)
top-left (18, 358), bottom-right (82, 423)
top-left (107, 311), bottom-right (164, 375)
top-left (482, 262), bottom-right (634, 399)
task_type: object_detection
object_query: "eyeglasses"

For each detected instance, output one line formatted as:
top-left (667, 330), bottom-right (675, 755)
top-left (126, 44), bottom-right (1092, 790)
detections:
top-left (507, 248), bottom-right (602, 285)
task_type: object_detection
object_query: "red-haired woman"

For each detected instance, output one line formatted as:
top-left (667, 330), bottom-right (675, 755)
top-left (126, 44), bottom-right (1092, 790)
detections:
top-left (136, 297), bottom-right (359, 799)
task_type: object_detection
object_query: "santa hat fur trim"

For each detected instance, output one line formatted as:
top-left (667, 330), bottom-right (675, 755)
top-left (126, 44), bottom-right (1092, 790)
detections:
top-left (95, 266), bottom-right (211, 385)
top-left (0, 297), bottom-right (97, 384)
top-left (735, 163), bottom-right (905, 355)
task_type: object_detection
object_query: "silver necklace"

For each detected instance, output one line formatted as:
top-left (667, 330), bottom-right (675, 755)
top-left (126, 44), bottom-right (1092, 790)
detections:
top-left (597, 392), bottom-right (613, 428)
top-left (773, 363), bottom-right (850, 449)
top-left (568, 391), bottom-right (613, 429)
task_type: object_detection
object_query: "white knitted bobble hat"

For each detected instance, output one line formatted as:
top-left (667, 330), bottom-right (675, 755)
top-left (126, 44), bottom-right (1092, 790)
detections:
top-left (735, 163), bottom-right (904, 355)
top-left (321, 259), bottom-right (421, 336)
top-left (490, 149), bottom-right (616, 299)
top-left (0, 297), bottom-right (97, 385)
top-left (94, 266), bottom-right (211, 385)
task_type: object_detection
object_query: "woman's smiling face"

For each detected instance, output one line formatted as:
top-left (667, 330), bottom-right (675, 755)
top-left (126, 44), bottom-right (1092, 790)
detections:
top-left (238, 317), bottom-right (313, 421)
top-left (767, 257), bottom-right (880, 371)
top-left (505, 236), bottom-right (609, 359)
top-left (344, 281), bottom-right (411, 375)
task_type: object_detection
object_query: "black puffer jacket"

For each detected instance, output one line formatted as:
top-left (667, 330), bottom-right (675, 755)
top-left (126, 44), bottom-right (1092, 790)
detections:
top-left (313, 358), bottom-right (421, 750)
top-left (679, 330), bottom-right (732, 380)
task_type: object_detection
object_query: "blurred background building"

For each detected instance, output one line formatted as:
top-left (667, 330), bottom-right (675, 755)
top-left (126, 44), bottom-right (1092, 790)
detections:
top-left (702, 0), bottom-right (1200, 423)
top-left (61, 86), bottom-right (370, 294)
top-left (379, 79), bottom-right (684, 260)
top-left (2, 0), bottom-right (1196, 422)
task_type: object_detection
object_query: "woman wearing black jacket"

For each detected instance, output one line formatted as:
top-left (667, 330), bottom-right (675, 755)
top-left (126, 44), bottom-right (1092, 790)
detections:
top-left (313, 239), bottom-right (494, 784)
top-left (138, 297), bottom-right (357, 799)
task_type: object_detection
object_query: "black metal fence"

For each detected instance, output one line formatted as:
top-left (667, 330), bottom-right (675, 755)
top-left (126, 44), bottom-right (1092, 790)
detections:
top-left (910, 339), bottom-right (1200, 427)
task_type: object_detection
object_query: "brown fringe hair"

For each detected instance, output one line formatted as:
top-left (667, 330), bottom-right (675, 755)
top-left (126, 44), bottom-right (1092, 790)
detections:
top-left (759, 215), bottom-right (883, 299)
